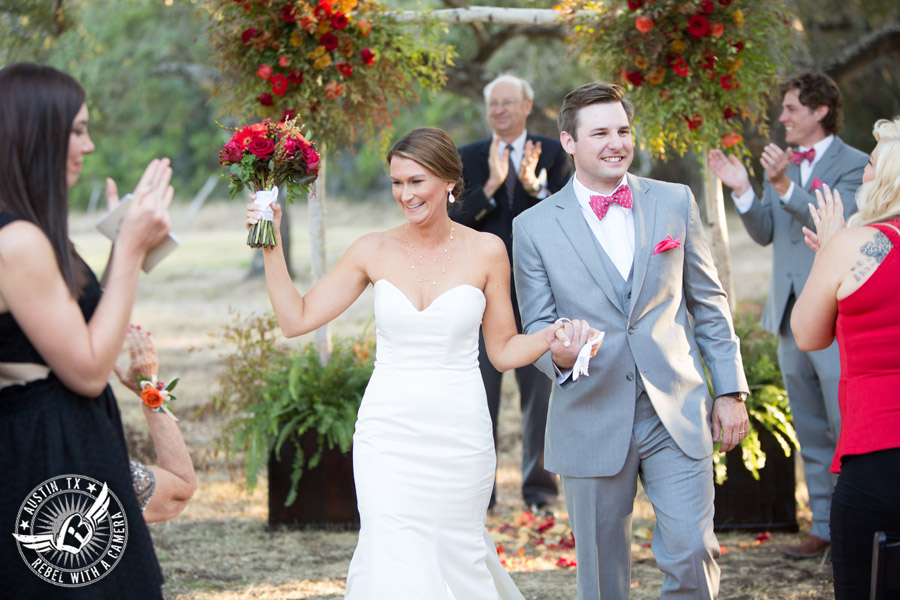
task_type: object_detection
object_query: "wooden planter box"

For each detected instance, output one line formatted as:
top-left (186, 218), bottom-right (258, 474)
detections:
top-left (713, 426), bottom-right (799, 532)
top-left (267, 431), bottom-right (360, 529)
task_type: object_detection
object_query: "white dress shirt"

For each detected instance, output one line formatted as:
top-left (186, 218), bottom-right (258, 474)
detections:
top-left (733, 134), bottom-right (834, 213)
top-left (573, 174), bottom-right (635, 279)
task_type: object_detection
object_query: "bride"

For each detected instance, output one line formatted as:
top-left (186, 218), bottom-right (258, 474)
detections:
top-left (248, 127), bottom-right (592, 599)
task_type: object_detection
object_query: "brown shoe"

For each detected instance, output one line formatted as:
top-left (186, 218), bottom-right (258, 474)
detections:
top-left (780, 534), bottom-right (830, 558)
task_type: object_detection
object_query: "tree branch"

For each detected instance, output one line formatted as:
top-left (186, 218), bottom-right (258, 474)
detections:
top-left (823, 23), bottom-right (900, 85)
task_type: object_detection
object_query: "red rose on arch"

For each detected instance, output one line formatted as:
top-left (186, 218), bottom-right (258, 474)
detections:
top-left (687, 15), bottom-right (711, 38)
top-left (270, 74), bottom-right (289, 96)
top-left (314, 3), bottom-right (332, 20)
top-left (288, 68), bottom-right (304, 84)
top-left (331, 13), bottom-right (349, 29)
top-left (733, 40), bottom-right (745, 52)
top-left (337, 62), bottom-right (354, 77)
top-left (625, 70), bottom-right (644, 87)
top-left (635, 16), bottom-right (654, 33)
top-left (257, 64), bottom-right (273, 81)
top-left (723, 106), bottom-right (737, 119)
top-left (241, 28), bottom-right (257, 44)
top-left (700, 54), bottom-right (716, 70)
top-left (320, 33), bottom-right (340, 52)
top-left (686, 114), bottom-right (703, 130)
top-left (248, 136), bottom-right (275, 159)
top-left (700, 0), bottom-right (714, 15)
top-left (718, 0), bottom-right (733, 5)
top-left (670, 57), bottom-right (689, 77)
top-left (281, 109), bottom-right (297, 122)
top-left (627, 0), bottom-right (643, 9)
top-left (720, 73), bottom-right (739, 90)
top-left (360, 48), bottom-right (375, 65)
top-left (257, 92), bottom-right (273, 107)
top-left (281, 5), bottom-right (297, 22)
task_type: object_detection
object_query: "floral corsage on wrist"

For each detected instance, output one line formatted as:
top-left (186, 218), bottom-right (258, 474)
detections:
top-left (139, 375), bottom-right (179, 421)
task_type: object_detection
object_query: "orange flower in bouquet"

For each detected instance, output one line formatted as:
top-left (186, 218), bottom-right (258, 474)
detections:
top-left (219, 117), bottom-right (320, 248)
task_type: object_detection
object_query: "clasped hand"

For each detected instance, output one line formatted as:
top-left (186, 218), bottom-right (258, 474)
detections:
top-left (547, 319), bottom-right (597, 369)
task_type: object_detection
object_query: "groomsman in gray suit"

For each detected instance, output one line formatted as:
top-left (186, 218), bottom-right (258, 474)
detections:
top-left (709, 70), bottom-right (868, 559)
top-left (513, 81), bottom-right (749, 600)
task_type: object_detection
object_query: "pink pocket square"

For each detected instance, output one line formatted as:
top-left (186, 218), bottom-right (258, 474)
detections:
top-left (653, 235), bottom-right (681, 255)
top-left (810, 177), bottom-right (824, 191)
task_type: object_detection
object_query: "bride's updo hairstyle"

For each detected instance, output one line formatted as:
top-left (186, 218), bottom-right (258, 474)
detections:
top-left (387, 127), bottom-right (466, 203)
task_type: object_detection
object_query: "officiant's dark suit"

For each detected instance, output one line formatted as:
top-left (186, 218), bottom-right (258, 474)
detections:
top-left (451, 74), bottom-right (572, 509)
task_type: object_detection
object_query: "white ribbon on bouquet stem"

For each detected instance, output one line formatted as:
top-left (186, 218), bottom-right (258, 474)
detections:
top-left (252, 186), bottom-right (279, 221)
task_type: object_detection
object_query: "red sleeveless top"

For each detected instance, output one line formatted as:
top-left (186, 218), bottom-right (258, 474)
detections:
top-left (832, 219), bottom-right (900, 472)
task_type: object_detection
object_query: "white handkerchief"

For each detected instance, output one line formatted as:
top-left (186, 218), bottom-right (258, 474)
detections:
top-left (572, 331), bottom-right (605, 381)
top-left (253, 186), bottom-right (279, 221)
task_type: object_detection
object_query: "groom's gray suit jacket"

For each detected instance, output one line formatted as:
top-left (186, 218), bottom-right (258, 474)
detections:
top-left (512, 174), bottom-right (748, 477)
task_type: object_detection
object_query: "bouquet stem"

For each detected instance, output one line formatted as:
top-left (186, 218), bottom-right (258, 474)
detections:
top-left (247, 220), bottom-right (277, 249)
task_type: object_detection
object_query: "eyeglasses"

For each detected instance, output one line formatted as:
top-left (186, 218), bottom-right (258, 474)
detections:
top-left (488, 99), bottom-right (523, 110)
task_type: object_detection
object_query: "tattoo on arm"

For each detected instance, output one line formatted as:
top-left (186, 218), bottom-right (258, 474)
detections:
top-left (851, 232), bottom-right (892, 282)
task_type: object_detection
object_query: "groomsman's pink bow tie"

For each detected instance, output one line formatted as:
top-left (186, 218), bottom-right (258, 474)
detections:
top-left (590, 184), bottom-right (633, 221)
top-left (792, 147), bottom-right (816, 164)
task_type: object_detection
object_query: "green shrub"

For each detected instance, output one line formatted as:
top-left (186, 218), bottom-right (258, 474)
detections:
top-left (211, 312), bottom-right (374, 506)
top-left (713, 311), bottom-right (799, 484)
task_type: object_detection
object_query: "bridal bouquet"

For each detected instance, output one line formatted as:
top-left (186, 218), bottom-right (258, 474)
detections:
top-left (219, 117), bottom-right (320, 248)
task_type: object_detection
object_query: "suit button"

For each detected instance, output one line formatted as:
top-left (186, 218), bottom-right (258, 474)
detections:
top-left (626, 373), bottom-right (635, 382)
top-left (628, 327), bottom-right (636, 334)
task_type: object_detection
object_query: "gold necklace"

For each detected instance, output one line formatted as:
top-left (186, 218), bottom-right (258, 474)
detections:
top-left (405, 221), bottom-right (454, 285)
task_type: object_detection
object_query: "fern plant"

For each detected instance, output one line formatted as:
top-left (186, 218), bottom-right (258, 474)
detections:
top-left (211, 312), bottom-right (374, 506)
top-left (713, 311), bottom-right (799, 484)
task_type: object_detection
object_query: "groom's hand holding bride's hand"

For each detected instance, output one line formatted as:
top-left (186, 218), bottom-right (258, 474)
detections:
top-left (549, 319), bottom-right (594, 370)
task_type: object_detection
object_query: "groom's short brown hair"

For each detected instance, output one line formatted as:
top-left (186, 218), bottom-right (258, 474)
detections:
top-left (558, 82), bottom-right (634, 141)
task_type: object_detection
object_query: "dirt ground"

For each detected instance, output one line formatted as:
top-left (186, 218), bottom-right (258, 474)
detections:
top-left (70, 198), bottom-right (834, 599)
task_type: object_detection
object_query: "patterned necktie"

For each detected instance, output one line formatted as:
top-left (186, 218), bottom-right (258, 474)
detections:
top-left (792, 147), bottom-right (816, 164)
top-left (503, 144), bottom-right (517, 208)
top-left (589, 184), bottom-right (633, 221)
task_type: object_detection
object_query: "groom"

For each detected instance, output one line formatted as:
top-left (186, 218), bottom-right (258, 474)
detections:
top-left (512, 81), bottom-right (749, 600)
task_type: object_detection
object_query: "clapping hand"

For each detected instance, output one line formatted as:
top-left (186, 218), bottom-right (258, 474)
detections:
top-left (118, 159), bottom-right (174, 254)
top-left (708, 149), bottom-right (751, 196)
top-left (519, 140), bottom-right (542, 194)
top-left (802, 184), bottom-right (845, 252)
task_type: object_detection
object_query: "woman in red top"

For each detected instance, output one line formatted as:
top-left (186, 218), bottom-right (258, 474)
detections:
top-left (792, 116), bottom-right (900, 600)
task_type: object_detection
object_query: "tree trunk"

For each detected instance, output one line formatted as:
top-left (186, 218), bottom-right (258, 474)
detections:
top-left (309, 153), bottom-right (331, 363)
top-left (702, 150), bottom-right (736, 316)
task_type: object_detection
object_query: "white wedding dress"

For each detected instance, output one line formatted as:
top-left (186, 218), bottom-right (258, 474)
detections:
top-left (344, 279), bottom-right (525, 600)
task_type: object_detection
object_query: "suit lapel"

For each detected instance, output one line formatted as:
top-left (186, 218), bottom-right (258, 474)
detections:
top-left (554, 183), bottom-right (625, 315)
top-left (808, 137), bottom-right (843, 189)
top-left (628, 175), bottom-right (656, 318)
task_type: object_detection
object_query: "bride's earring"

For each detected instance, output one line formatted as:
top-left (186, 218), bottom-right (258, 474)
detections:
top-left (448, 189), bottom-right (455, 204)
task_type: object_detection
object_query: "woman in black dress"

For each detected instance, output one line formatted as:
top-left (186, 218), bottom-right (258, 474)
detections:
top-left (0, 63), bottom-right (174, 598)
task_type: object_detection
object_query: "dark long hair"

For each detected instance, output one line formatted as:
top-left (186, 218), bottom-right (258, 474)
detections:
top-left (0, 63), bottom-right (87, 296)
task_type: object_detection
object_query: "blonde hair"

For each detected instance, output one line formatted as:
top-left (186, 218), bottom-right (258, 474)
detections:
top-left (849, 117), bottom-right (900, 227)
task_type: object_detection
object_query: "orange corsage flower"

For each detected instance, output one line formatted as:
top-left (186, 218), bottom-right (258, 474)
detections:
top-left (140, 386), bottom-right (164, 409)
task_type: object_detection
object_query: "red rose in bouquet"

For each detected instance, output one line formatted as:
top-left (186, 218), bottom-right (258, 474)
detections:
top-left (218, 117), bottom-right (319, 248)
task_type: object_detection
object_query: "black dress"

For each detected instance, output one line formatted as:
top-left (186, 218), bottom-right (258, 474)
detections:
top-left (0, 212), bottom-right (164, 598)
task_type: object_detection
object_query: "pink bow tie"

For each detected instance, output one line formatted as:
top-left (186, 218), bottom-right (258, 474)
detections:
top-left (792, 147), bottom-right (816, 164)
top-left (590, 184), bottom-right (633, 221)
